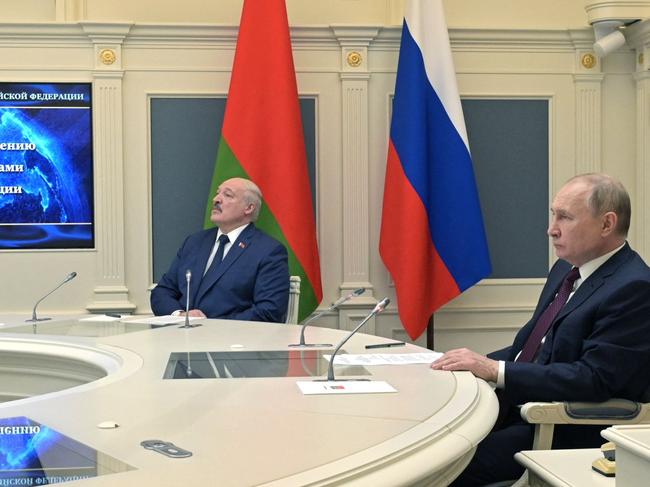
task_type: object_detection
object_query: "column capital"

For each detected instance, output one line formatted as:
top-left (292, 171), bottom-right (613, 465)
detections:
top-left (79, 22), bottom-right (133, 71)
top-left (330, 25), bottom-right (381, 47)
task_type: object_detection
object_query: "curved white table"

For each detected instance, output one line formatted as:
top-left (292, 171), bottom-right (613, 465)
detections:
top-left (0, 316), bottom-right (497, 486)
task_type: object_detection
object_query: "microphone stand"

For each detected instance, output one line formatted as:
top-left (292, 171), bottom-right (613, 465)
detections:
top-left (179, 269), bottom-right (194, 377)
top-left (320, 298), bottom-right (390, 382)
top-left (27, 272), bottom-right (78, 322)
top-left (179, 269), bottom-right (201, 330)
top-left (289, 287), bottom-right (365, 348)
top-left (183, 270), bottom-right (191, 329)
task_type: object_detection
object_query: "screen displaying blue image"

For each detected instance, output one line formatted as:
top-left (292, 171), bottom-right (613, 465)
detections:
top-left (0, 416), bottom-right (134, 484)
top-left (0, 82), bottom-right (94, 249)
top-left (0, 416), bottom-right (97, 483)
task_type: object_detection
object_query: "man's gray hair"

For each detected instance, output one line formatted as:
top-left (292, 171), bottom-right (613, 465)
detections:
top-left (570, 173), bottom-right (631, 237)
top-left (241, 178), bottom-right (263, 222)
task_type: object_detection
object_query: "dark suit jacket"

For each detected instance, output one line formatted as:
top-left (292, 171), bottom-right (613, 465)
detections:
top-left (150, 223), bottom-right (289, 323)
top-left (489, 243), bottom-right (650, 408)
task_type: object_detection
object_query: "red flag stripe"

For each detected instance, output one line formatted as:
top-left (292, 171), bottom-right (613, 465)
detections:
top-left (380, 141), bottom-right (460, 340)
top-left (222, 0), bottom-right (322, 299)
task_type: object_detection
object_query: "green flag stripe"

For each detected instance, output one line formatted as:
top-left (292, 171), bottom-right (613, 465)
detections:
top-left (205, 137), bottom-right (319, 322)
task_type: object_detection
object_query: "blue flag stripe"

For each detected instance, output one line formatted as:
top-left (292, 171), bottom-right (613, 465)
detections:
top-left (390, 21), bottom-right (491, 290)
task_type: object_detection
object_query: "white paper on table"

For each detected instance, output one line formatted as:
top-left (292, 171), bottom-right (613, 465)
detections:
top-left (120, 315), bottom-right (201, 325)
top-left (323, 352), bottom-right (442, 366)
top-left (79, 315), bottom-right (122, 322)
top-left (296, 380), bottom-right (396, 395)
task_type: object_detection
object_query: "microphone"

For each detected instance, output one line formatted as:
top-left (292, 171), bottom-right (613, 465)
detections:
top-left (181, 269), bottom-right (193, 377)
top-left (26, 272), bottom-right (77, 322)
top-left (321, 297), bottom-right (390, 382)
top-left (179, 269), bottom-right (200, 330)
top-left (184, 270), bottom-right (191, 328)
top-left (289, 287), bottom-right (365, 348)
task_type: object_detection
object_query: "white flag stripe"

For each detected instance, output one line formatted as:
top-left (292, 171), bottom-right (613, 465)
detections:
top-left (404, 0), bottom-right (469, 148)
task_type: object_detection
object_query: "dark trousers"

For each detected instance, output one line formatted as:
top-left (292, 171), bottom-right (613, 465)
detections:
top-left (450, 408), bottom-right (605, 486)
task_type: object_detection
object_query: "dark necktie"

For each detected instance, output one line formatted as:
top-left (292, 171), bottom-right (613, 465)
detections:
top-left (517, 267), bottom-right (581, 363)
top-left (203, 234), bottom-right (230, 277)
top-left (211, 234), bottom-right (230, 270)
top-left (197, 234), bottom-right (230, 300)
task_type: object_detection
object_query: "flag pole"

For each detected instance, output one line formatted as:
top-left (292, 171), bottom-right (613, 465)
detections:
top-left (426, 314), bottom-right (434, 350)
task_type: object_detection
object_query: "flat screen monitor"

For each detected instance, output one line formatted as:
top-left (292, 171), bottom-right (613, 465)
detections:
top-left (0, 82), bottom-right (94, 249)
top-left (0, 416), bottom-right (133, 483)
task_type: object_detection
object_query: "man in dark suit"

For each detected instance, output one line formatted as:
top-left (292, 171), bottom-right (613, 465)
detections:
top-left (431, 173), bottom-right (650, 485)
top-left (151, 177), bottom-right (289, 323)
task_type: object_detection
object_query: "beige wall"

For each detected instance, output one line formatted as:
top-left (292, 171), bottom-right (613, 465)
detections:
top-left (1, 0), bottom-right (647, 354)
top-left (5, 0), bottom-right (588, 27)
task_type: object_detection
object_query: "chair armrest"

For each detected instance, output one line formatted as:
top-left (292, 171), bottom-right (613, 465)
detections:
top-left (520, 401), bottom-right (567, 425)
top-left (521, 399), bottom-right (648, 426)
top-left (520, 399), bottom-right (650, 450)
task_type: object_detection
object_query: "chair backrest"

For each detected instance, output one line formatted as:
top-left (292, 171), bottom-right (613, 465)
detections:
top-left (286, 276), bottom-right (301, 324)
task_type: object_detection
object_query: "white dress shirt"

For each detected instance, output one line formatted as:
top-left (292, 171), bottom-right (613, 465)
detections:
top-left (203, 223), bottom-right (249, 275)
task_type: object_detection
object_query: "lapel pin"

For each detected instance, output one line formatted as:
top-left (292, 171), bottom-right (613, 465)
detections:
top-left (239, 242), bottom-right (246, 249)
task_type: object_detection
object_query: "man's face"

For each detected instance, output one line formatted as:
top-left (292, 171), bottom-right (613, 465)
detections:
top-left (547, 180), bottom-right (610, 267)
top-left (210, 179), bottom-right (254, 233)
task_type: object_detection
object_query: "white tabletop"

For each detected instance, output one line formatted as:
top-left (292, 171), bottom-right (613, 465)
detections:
top-left (0, 315), bottom-right (498, 486)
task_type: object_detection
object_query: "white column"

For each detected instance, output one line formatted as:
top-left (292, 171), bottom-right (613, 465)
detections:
top-left (81, 23), bottom-right (136, 312)
top-left (55, 0), bottom-right (86, 21)
top-left (572, 47), bottom-right (604, 174)
top-left (332, 26), bottom-right (380, 331)
top-left (634, 67), bottom-right (650, 261)
top-left (626, 20), bottom-right (650, 261)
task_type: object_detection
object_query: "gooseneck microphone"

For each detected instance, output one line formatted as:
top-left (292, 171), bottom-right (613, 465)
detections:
top-left (322, 297), bottom-right (390, 382)
top-left (181, 269), bottom-right (193, 376)
top-left (183, 269), bottom-right (191, 329)
top-left (27, 272), bottom-right (77, 322)
top-left (289, 287), bottom-right (365, 348)
top-left (179, 269), bottom-right (202, 331)
top-left (179, 269), bottom-right (202, 333)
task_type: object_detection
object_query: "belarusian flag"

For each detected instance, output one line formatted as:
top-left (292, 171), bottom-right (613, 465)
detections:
top-left (204, 0), bottom-right (322, 322)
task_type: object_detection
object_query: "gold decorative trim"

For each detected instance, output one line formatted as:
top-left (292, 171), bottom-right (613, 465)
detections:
top-left (99, 49), bottom-right (117, 65)
top-left (346, 51), bottom-right (362, 68)
top-left (581, 53), bottom-right (597, 69)
top-left (639, 53), bottom-right (645, 65)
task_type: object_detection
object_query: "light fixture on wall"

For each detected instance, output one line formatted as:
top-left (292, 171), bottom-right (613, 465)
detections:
top-left (592, 20), bottom-right (627, 57)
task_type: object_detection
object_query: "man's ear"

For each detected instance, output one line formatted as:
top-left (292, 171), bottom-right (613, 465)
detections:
top-left (601, 211), bottom-right (617, 236)
top-left (244, 203), bottom-right (255, 216)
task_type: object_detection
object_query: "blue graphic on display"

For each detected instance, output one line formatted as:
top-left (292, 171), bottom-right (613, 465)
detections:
top-left (0, 82), bottom-right (94, 249)
top-left (0, 417), bottom-right (56, 470)
top-left (0, 416), bottom-right (98, 484)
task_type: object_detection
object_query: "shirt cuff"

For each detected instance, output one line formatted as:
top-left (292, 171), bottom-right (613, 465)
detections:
top-left (496, 360), bottom-right (506, 389)
top-left (171, 310), bottom-right (182, 316)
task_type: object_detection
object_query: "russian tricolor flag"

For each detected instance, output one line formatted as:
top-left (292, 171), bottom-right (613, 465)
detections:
top-left (380, 0), bottom-right (491, 341)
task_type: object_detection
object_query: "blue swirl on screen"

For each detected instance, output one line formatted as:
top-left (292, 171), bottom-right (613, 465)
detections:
top-left (0, 416), bottom-right (99, 483)
top-left (0, 223), bottom-right (92, 249)
top-left (0, 82), bottom-right (94, 249)
top-left (0, 418), bottom-right (57, 471)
